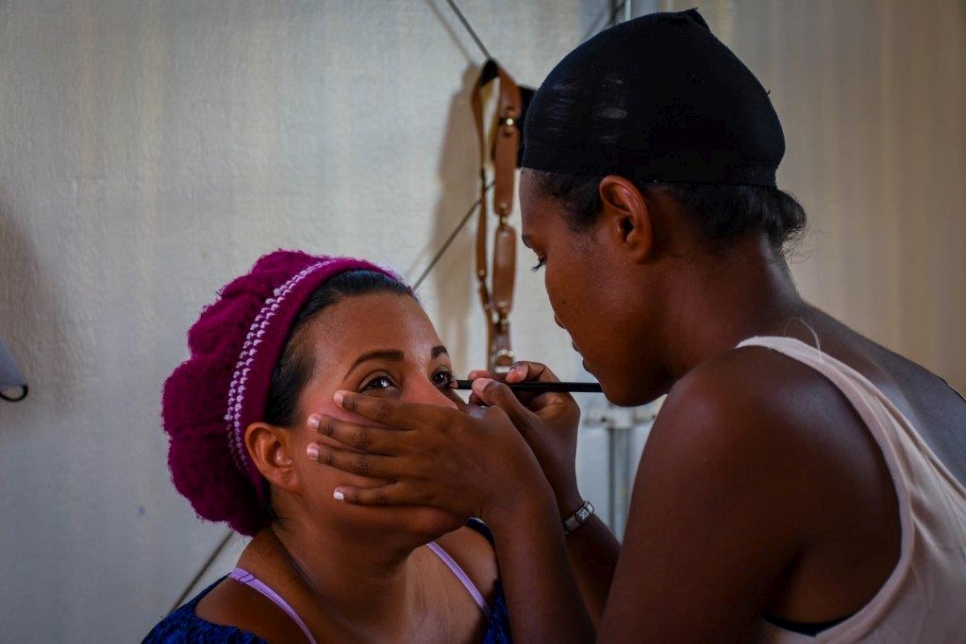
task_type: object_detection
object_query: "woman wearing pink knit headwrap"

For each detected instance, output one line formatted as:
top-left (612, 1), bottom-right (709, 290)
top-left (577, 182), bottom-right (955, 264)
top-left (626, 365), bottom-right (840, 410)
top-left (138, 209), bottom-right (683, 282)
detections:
top-left (144, 249), bottom-right (512, 643)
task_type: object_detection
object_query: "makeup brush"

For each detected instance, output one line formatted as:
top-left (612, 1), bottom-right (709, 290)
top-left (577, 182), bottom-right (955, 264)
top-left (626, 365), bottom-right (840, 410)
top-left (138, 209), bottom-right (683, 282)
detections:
top-left (453, 379), bottom-right (603, 393)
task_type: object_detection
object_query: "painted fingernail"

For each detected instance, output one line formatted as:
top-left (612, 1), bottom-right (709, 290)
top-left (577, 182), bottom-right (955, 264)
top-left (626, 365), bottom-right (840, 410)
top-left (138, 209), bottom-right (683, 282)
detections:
top-left (333, 489), bottom-right (345, 502)
top-left (306, 444), bottom-right (320, 460)
top-left (307, 414), bottom-right (320, 430)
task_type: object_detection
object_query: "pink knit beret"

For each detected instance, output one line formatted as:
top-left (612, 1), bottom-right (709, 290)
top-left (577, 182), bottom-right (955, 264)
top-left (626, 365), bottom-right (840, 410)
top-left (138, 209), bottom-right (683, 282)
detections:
top-left (162, 250), bottom-right (404, 535)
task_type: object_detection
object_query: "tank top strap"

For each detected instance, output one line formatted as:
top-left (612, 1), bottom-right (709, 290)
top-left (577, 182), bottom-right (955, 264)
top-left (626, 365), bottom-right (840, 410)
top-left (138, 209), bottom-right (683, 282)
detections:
top-left (229, 568), bottom-right (317, 644)
top-left (426, 541), bottom-right (492, 619)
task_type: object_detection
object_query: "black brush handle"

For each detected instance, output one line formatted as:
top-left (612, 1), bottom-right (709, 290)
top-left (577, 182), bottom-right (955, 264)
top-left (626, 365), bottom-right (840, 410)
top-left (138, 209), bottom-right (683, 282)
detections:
top-left (454, 379), bottom-right (602, 393)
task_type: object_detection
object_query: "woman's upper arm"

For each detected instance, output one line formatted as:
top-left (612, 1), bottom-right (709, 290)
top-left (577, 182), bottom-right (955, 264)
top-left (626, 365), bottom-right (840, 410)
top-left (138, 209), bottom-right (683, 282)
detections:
top-left (597, 361), bottom-right (812, 642)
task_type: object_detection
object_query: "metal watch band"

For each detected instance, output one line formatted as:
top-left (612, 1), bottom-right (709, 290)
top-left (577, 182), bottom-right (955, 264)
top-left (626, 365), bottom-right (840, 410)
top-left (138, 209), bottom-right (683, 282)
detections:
top-left (562, 499), bottom-right (595, 535)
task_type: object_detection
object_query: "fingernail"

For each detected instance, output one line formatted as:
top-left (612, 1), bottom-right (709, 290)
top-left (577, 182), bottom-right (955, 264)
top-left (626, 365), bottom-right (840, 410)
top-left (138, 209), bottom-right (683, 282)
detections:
top-left (307, 414), bottom-right (320, 430)
top-left (333, 489), bottom-right (345, 502)
top-left (333, 391), bottom-right (345, 406)
top-left (472, 377), bottom-right (493, 394)
top-left (306, 444), bottom-right (320, 460)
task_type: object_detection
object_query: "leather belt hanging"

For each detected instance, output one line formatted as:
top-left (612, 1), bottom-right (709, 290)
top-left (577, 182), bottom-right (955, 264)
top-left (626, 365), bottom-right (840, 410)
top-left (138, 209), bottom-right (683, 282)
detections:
top-left (470, 59), bottom-right (531, 373)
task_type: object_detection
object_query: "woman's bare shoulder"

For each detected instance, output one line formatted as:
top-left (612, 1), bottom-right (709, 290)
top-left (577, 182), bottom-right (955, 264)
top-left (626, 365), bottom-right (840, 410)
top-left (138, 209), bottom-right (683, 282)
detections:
top-left (195, 575), bottom-right (310, 643)
top-left (646, 342), bottom-right (887, 530)
top-left (434, 523), bottom-right (500, 598)
top-left (600, 344), bottom-right (900, 638)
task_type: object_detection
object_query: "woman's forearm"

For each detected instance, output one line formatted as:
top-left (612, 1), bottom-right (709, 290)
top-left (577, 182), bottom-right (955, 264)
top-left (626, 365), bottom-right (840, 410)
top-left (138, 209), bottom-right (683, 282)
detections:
top-left (487, 489), bottom-right (596, 643)
top-left (565, 515), bottom-right (621, 626)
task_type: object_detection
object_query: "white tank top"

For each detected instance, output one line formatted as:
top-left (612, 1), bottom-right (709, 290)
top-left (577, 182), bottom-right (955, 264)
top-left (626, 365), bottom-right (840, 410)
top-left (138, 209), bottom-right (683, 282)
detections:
top-left (737, 336), bottom-right (966, 643)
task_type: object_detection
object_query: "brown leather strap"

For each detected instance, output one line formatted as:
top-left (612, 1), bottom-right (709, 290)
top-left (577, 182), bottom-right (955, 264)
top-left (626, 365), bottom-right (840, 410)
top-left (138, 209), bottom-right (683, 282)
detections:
top-left (471, 60), bottom-right (522, 372)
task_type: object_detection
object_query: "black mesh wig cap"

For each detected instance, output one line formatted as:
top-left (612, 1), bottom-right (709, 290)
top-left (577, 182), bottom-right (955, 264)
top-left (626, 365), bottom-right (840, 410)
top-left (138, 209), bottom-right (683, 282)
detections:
top-left (521, 9), bottom-right (785, 186)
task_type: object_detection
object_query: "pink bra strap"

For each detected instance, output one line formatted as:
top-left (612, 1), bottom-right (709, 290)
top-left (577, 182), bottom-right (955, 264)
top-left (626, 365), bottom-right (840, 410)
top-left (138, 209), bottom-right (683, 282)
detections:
top-left (426, 542), bottom-right (491, 619)
top-left (229, 568), bottom-right (317, 644)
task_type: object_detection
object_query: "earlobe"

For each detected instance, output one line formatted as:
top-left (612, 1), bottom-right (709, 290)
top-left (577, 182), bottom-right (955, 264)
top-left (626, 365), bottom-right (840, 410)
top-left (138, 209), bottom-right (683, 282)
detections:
top-left (244, 422), bottom-right (300, 493)
top-left (598, 175), bottom-right (653, 262)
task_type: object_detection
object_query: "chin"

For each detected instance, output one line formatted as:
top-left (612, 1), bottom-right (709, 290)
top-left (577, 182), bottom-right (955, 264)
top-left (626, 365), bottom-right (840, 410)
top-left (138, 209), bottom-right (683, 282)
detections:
top-left (600, 372), bottom-right (670, 408)
top-left (604, 388), bottom-right (654, 407)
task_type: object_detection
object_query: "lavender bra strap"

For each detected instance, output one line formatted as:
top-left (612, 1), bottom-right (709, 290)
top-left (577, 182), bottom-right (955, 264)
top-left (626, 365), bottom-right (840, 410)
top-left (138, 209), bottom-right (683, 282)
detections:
top-left (229, 568), bottom-right (317, 644)
top-left (426, 542), bottom-right (492, 619)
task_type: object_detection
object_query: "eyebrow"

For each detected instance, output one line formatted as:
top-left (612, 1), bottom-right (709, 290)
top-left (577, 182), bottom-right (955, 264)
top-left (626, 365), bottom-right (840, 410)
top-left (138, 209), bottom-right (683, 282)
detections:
top-left (345, 345), bottom-right (449, 378)
top-left (521, 234), bottom-right (532, 248)
top-left (345, 350), bottom-right (405, 378)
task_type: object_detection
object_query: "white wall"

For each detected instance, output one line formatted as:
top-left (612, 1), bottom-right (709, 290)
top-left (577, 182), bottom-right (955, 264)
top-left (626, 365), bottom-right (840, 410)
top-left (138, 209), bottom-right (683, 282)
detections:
top-left (1, 1), bottom-right (963, 642)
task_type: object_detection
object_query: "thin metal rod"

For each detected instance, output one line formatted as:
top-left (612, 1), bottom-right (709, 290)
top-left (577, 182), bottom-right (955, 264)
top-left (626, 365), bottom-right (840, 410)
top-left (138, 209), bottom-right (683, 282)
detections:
top-left (413, 181), bottom-right (494, 291)
top-left (608, 0), bottom-right (629, 29)
top-left (581, 0), bottom-right (630, 42)
top-left (444, 0), bottom-right (493, 60)
top-left (168, 530), bottom-right (234, 614)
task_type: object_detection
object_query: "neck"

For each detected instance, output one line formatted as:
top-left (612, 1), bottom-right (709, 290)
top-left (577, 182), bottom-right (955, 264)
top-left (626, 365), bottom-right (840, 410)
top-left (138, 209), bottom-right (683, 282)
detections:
top-left (656, 235), bottom-right (810, 378)
top-left (240, 515), bottom-right (433, 638)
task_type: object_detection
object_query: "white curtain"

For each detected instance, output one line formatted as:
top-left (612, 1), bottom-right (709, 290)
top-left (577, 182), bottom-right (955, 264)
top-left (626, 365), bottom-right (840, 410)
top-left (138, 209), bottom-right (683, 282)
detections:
top-left (645, 0), bottom-right (966, 392)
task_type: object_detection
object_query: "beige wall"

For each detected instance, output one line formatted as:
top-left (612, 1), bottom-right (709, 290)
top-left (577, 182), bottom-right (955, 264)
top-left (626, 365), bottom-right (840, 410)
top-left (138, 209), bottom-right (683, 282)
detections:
top-left (0, 1), bottom-right (962, 641)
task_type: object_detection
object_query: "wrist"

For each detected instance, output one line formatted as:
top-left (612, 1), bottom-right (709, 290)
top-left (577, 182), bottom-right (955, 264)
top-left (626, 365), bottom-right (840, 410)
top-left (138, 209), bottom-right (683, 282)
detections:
top-left (561, 499), bottom-right (595, 536)
top-left (483, 478), bottom-right (558, 535)
top-left (553, 480), bottom-right (584, 519)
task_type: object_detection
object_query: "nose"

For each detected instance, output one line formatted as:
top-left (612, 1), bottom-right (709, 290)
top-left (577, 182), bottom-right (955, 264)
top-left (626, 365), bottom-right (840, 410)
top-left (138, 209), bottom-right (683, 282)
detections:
top-left (406, 375), bottom-right (459, 410)
top-left (554, 315), bottom-right (565, 330)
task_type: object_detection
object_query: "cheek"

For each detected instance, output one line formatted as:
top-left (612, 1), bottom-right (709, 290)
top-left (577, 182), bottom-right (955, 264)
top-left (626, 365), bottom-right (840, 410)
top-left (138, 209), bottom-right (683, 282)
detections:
top-left (401, 379), bottom-right (460, 409)
top-left (545, 262), bottom-right (590, 331)
top-left (544, 265), bottom-right (569, 317)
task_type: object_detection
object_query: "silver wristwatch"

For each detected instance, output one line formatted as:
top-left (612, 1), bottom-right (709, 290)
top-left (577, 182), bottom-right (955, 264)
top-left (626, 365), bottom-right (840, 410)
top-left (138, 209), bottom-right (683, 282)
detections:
top-left (562, 500), bottom-right (595, 535)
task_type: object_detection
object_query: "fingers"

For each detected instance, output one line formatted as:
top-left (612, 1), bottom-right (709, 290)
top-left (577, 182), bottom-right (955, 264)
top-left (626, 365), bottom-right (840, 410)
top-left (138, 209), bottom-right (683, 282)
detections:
top-left (334, 391), bottom-right (454, 431)
top-left (306, 442), bottom-right (403, 479)
top-left (504, 360), bottom-right (561, 384)
top-left (471, 378), bottom-right (541, 435)
top-left (466, 369), bottom-right (504, 381)
top-left (466, 362), bottom-right (560, 384)
top-left (307, 414), bottom-right (409, 454)
top-left (333, 484), bottom-right (395, 506)
top-left (332, 482), bottom-right (434, 507)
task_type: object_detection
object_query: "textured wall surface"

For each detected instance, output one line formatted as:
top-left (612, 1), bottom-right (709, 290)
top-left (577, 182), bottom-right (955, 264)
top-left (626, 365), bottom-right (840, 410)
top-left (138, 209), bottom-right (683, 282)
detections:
top-left (1, 1), bottom-right (963, 641)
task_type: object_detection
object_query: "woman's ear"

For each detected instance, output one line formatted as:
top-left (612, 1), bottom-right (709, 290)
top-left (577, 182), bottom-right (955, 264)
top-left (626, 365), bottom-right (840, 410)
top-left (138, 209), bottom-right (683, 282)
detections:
top-left (597, 175), bottom-right (653, 263)
top-left (244, 422), bottom-right (300, 493)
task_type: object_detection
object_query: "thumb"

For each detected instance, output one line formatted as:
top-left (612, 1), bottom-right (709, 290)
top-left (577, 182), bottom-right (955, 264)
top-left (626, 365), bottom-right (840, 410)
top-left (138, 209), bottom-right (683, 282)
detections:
top-left (472, 378), bottom-right (541, 436)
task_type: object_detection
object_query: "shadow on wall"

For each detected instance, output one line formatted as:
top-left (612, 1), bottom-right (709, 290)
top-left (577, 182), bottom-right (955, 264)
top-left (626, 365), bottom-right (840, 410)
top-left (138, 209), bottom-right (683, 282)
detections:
top-left (0, 189), bottom-right (71, 418)
top-left (424, 64), bottom-right (481, 368)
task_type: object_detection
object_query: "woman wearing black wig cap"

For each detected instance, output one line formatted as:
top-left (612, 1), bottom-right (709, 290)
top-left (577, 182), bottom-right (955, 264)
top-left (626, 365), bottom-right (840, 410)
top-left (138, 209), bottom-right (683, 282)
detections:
top-left (307, 10), bottom-right (966, 642)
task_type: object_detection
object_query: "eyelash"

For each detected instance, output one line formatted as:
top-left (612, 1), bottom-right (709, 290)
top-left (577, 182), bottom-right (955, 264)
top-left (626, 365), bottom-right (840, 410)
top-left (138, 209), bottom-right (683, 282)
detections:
top-left (361, 375), bottom-right (396, 392)
top-left (360, 369), bottom-right (454, 392)
top-left (531, 258), bottom-right (546, 272)
top-left (432, 369), bottom-right (454, 388)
